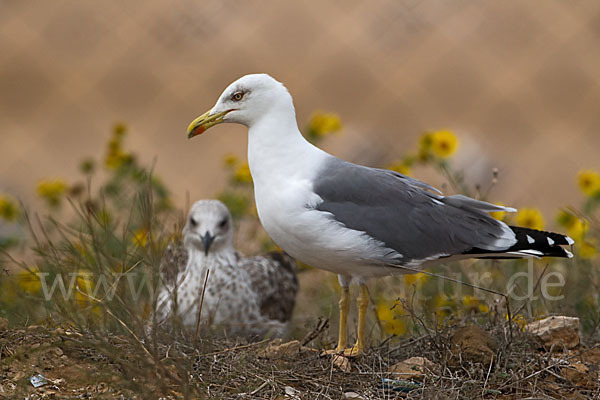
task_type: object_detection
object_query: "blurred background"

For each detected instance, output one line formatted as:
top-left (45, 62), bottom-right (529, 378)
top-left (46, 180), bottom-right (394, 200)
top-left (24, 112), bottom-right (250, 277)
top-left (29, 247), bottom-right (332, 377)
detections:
top-left (1, 0), bottom-right (599, 216)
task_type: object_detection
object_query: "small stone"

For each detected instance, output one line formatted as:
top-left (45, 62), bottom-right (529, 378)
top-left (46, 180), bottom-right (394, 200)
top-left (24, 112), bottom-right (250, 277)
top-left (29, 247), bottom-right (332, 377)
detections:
top-left (388, 356), bottom-right (437, 381)
top-left (284, 385), bottom-right (300, 398)
top-left (344, 392), bottom-right (364, 399)
top-left (525, 316), bottom-right (580, 350)
top-left (27, 325), bottom-right (42, 331)
top-left (562, 362), bottom-right (596, 387)
top-left (332, 354), bottom-right (351, 372)
top-left (451, 325), bottom-right (497, 365)
top-left (258, 339), bottom-right (301, 358)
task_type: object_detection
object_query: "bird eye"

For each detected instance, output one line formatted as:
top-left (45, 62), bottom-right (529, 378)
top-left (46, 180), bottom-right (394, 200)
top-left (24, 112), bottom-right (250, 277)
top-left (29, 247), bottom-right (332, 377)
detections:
top-left (189, 217), bottom-right (198, 227)
top-left (219, 218), bottom-right (228, 229)
top-left (231, 91), bottom-right (244, 101)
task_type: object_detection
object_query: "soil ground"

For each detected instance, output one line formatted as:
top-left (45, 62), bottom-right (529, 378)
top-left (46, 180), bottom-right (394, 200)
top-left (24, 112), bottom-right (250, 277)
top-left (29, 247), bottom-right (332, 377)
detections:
top-left (1, 317), bottom-right (599, 399)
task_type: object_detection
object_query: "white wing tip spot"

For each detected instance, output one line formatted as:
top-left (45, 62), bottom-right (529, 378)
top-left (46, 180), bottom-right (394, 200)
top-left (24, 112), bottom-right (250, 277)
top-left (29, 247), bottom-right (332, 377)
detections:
top-left (565, 236), bottom-right (575, 245)
top-left (547, 237), bottom-right (555, 245)
top-left (526, 235), bottom-right (535, 244)
top-left (565, 249), bottom-right (574, 258)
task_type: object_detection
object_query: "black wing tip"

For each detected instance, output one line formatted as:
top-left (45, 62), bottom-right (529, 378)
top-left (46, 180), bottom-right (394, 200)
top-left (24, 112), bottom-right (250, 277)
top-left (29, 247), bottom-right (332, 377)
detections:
top-left (509, 226), bottom-right (574, 246)
top-left (466, 226), bottom-right (574, 259)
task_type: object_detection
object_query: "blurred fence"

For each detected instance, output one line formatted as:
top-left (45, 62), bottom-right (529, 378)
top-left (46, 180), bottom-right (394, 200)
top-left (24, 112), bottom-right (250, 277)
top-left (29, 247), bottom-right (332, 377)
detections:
top-left (1, 0), bottom-right (600, 215)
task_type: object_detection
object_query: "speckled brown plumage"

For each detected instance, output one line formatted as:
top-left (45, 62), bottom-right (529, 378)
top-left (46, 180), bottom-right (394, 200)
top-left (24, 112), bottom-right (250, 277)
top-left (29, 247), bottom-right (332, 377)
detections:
top-left (159, 240), bottom-right (188, 288)
top-left (239, 251), bottom-right (298, 323)
top-left (154, 200), bottom-right (298, 339)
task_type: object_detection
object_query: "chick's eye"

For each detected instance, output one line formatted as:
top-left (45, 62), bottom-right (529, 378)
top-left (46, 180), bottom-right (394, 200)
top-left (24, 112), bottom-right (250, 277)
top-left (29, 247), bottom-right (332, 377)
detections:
top-left (189, 217), bottom-right (198, 227)
top-left (219, 218), bottom-right (228, 228)
top-left (231, 91), bottom-right (244, 101)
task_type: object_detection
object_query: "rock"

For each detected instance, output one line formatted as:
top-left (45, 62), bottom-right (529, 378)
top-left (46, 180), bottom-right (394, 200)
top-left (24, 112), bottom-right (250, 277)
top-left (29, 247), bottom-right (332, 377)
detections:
top-left (580, 347), bottom-right (600, 364)
top-left (388, 356), bottom-right (437, 381)
top-left (451, 325), bottom-right (497, 365)
top-left (0, 317), bottom-right (8, 331)
top-left (344, 392), bottom-right (364, 399)
top-left (562, 362), bottom-right (596, 387)
top-left (525, 316), bottom-right (580, 350)
top-left (283, 385), bottom-right (301, 399)
top-left (332, 354), bottom-right (351, 372)
top-left (52, 327), bottom-right (65, 335)
top-left (258, 339), bottom-right (301, 358)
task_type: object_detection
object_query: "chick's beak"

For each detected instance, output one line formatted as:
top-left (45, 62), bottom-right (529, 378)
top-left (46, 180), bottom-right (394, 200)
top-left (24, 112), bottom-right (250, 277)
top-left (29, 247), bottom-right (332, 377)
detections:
top-left (200, 231), bottom-right (215, 256)
top-left (187, 110), bottom-right (231, 138)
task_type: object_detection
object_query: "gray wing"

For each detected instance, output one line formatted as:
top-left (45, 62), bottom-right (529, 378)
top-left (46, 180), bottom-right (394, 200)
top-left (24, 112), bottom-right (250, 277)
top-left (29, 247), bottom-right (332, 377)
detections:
top-left (238, 252), bottom-right (298, 323)
top-left (159, 241), bottom-right (188, 287)
top-left (312, 157), bottom-right (516, 265)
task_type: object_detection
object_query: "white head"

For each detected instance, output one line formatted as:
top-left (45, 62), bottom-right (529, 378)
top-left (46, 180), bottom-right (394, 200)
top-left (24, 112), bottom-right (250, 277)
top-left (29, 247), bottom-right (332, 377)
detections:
top-left (187, 74), bottom-right (295, 137)
top-left (182, 200), bottom-right (234, 256)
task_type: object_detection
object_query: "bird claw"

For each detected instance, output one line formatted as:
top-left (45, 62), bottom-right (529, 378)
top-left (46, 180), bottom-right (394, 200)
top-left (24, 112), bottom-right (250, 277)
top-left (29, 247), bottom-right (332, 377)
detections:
top-left (321, 345), bottom-right (363, 358)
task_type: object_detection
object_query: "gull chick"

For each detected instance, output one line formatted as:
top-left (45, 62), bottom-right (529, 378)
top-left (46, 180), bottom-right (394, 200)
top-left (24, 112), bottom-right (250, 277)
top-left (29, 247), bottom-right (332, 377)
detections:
top-left (155, 200), bottom-right (298, 338)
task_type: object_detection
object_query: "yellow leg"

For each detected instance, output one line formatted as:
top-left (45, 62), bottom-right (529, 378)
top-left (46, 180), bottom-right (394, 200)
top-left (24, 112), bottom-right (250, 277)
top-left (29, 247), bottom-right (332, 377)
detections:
top-left (336, 286), bottom-right (350, 352)
top-left (322, 285), bottom-right (350, 355)
top-left (344, 283), bottom-right (368, 357)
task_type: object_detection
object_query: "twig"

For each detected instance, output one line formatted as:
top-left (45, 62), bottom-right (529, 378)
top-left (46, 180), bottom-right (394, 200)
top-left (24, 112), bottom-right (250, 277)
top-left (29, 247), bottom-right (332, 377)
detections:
top-left (301, 317), bottom-right (329, 346)
top-left (512, 263), bottom-right (549, 317)
top-left (383, 262), bottom-right (515, 340)
top-left (193, 269), bottom-right (210, 345)
top-left (249, 380), bottom-right (270, 395)
top-left (498, 343), bottom-right (600, 390)
top-left (98, 259), bottom-right (143, 302)
top-left (481, 356), bottom-right (494, 397)
top-left (200, 338), bottom-right (270, 357)
top-left (105, 308), bottom-right (154, 363)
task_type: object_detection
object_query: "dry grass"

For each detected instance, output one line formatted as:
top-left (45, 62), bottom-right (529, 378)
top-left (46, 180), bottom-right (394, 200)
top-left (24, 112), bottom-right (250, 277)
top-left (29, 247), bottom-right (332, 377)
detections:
top-left (2, 312), bottom-right (599, 399)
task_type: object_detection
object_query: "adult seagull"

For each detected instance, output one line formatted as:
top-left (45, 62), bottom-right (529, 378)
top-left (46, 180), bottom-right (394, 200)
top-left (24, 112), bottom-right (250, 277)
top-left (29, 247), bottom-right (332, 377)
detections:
top-left (186, 73), bottom-right (574, 356)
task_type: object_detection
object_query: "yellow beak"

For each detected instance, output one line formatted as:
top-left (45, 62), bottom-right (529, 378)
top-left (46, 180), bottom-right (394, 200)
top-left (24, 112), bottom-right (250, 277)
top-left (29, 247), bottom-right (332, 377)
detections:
top-left (187, 110), bottom-right (230, 139)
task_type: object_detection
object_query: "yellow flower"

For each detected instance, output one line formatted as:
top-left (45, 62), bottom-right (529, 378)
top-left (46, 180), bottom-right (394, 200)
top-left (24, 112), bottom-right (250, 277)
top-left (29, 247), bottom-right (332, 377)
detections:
top-left (507, 314), bottom-right (527, 331)
top-left (387, 161), bottom-right (411, 176)
top-left (431, 130), bottom-right (458, 158)
top-left (579, 240), bottom-right (597, 259)
top-left (567, 218), bottom-right (588, 242)
top-left (376, 300), bottom-right (406, 336)
top-left (515, 208), bottom-right (545, 230)
top-left (105, 148), bottom-right (132, 169)
top-left (223, 154), bottom-right (239, 168)
top-left (489, 202), bottom-right (506, 221)
top-left (36, 179), bottom-right (68, 207)
top-left (233, 163), bottom-right (253, 184)
top-left (461, 295), bottom-right (489, 314)
top-left (432, 294), bottom-right (455, 322)
top-left (307, 111), bottom-right (342, 139)
top-left (0, 195), bottom-right (20, 222)
top-left (577, 169), bottom-right (600, 197)
top-left (132, 228), bottom-right (149, 247)
top-left (104, 126), bottom-right (133, 169)
top-left (404, 272), bottom-right (428, 287)
top-left (17, 267), bottom-right (41, 294)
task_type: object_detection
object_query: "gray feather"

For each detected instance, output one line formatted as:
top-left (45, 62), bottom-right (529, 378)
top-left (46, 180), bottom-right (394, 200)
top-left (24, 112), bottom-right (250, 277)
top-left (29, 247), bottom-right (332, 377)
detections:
top-left (442, 194), bottom-right (516, 214)
top-left (312, 157), bottom-right (514, 264)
